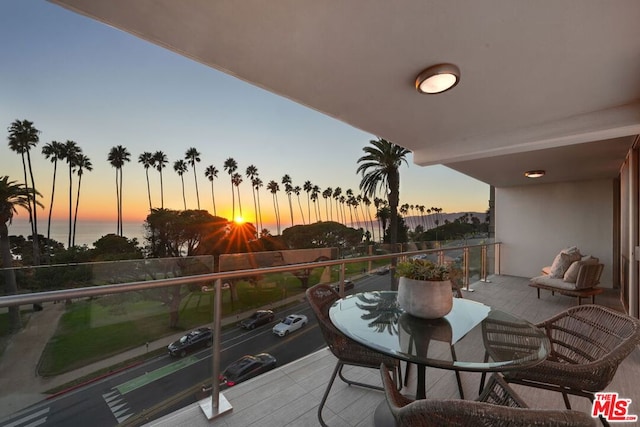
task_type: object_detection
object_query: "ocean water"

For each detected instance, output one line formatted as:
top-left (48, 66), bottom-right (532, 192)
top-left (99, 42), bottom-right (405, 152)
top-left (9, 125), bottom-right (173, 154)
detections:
top-left (7, 219), bottom-right (146, 248)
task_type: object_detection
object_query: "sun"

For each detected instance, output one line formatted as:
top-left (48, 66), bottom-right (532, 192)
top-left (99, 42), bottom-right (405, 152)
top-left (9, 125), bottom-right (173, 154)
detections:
top-left (234, 216), bottom-right (245, 224)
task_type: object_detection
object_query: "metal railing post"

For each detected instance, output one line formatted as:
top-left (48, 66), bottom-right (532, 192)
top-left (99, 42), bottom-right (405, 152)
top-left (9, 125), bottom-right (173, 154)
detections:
top-left (463, 246), bottom-right (471, 291)
top-left (200, 278), bottom-right (232, 419)
top-left (480, 244), bottom-right (491, 283)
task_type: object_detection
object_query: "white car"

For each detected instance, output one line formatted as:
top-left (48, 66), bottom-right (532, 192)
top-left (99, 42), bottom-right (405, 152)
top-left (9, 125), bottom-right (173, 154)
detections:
top-left (272, 314), bottom-right (308, 337)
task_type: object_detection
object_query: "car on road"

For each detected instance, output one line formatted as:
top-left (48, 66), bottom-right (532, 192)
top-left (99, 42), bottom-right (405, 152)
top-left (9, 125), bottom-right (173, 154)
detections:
top-left (330, 279), bottom-right (354, 293)
top-left (375, 266), bottom-right (390, 275)
top-left (219, 353), bottom-right (277, 387)
top-left (272, 314), bottom-right (308, 337)
top-left (167, 327), bottom-right (213, 357)
top-left (239, 310), bottom-right (275, 330)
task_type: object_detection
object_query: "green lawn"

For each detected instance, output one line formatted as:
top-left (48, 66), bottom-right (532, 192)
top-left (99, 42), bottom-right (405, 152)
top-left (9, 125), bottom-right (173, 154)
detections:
top-left (16, 260), bottom-right (389, 377)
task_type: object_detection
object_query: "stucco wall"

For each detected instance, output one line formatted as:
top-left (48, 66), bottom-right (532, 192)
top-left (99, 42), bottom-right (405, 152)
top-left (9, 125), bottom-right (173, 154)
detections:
top-left (495, 179), bottom-right (613, 287)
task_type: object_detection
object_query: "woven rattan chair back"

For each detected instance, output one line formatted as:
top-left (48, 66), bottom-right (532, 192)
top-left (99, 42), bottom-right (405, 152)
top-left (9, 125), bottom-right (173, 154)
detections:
top-left (306, 283), bottom-right (400, 426)
top-left (381, 364), bottom-right (596, 427)
top-left (504, 304), bottom-right (640, 426)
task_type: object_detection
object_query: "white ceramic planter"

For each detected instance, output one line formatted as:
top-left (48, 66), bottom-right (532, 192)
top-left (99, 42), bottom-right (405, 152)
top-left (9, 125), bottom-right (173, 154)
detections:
top-left (397, 276), bottom-right (453, 319)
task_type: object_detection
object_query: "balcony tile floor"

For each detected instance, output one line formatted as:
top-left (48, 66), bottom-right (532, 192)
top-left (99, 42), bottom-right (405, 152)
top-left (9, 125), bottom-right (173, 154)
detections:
top-left (147, 275), bottom-right (639, 426)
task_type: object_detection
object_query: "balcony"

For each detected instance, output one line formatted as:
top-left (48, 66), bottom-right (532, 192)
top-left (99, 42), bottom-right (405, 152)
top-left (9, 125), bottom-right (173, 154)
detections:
top-left (147, 275), bottom-right (637, 427)
top-left (1, 244), bottom-right (638, 426)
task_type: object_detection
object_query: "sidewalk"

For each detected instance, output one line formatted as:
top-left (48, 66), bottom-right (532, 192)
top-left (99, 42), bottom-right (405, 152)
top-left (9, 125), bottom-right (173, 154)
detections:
top-left (0, 291), bottom-right (308, 418)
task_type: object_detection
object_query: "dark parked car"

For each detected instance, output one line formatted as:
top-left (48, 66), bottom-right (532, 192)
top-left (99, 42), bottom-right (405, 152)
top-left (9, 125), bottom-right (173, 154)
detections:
top-left (331, 279), bottom-right (354, 293)
top-left (239, 310), bottom-right (275, 330)
top-left (167, 327), bottom-right (213, 357)
top-left (219, 353), bottom-right (277, 387)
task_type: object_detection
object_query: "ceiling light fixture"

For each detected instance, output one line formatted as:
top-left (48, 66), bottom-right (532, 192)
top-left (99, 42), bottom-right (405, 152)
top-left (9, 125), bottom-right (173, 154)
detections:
top-left (415, 63), bottom-right (460, 94)
top-left (524, 170), bottom-right (546, 179)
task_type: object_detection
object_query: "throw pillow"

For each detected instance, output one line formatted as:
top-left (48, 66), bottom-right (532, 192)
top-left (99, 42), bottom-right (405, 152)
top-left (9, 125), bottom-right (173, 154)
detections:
top-left (563, 256), bottom-right (600, 283)
top-left (548, 248), bottom-right (582, 278)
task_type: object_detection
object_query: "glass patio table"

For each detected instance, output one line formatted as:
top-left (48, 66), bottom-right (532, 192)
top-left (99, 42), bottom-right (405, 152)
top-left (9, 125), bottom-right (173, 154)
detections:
top-left (329, 291), bottom-right (550, 401)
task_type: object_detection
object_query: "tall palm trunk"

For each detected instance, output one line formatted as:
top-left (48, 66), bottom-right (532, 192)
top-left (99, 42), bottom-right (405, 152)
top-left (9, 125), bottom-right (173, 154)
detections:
top-left (256, 190), bottom-right (263, 232)
top-left (70, 164), bottom-right (76, 247)
top-left (72, 173), bottom-right (84, 246)
top-left (230, 181), bottom-right (235, 220)
top-left (0, 223), bottom-right (20, 331)
top-left (180, 175), bottom-right (187, 210)
top-left (47, 158), bottom-right (58, 249)
top-left (114, 169), bottom-right (120, 236)
top-left (192, 168), bottom-right (200, 210)
top-left (159, 170), bottom-right (164, 209)
top-left (251, 187), bottom-right (258, 236)
top-left (210, 181), bottom-right (217, 216)
top-left (236, 186), bottom-right (243, 217)
top-left (119, 168), bottom-right (124, 236)
top-left (145, 168), bottom-right (152, 211)
top-left (297, 195), bottom-right (305, 225)
top-left (25, 150), bottom-right (40, 264)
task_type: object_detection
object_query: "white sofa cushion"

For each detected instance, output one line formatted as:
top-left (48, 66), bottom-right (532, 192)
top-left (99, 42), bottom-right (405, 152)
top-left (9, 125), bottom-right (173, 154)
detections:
top-left (531, 275), bottom-right (579, 290)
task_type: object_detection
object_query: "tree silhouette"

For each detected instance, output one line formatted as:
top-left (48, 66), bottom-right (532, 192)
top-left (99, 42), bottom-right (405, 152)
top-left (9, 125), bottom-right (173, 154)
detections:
top-left (252, 177), bottom-right (264, 235)
top-left (41, 140), bottom-right (65, 253)
top-left (266, 180), bottom-right (281, 235)
top-left (72, 153), bottom-right (92, 246)
top-left (108, 145), bottom-right (131, 236)
top-left (204, 164), bottom-right (219, 216)
top-left (173, 159), bottom-right (188, 210)
top-left (138, 151), bottom-right (155, 211)
top-left (282, 174), bottom-right (294, 227)
top-left (185, 147), bottom-right (201, 209)
top-left (7, 119), bottom-right (41, 264)
top-left (358, 137), bottom-right (410, 289)
top-left (231, 172), bottom-right (243, 218)
top-left (1, 176), bottom-right (42, 331)
top-left (63, 140), bottom-right (80, 247)
top-left (223, 157), bottom-right (238, 220)
top-left (153, 151), bottom-right (168, 208)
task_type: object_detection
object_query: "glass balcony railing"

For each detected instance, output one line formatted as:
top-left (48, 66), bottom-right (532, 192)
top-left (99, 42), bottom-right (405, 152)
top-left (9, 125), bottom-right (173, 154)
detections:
top-left (0, 240), bottom-right (500, 426)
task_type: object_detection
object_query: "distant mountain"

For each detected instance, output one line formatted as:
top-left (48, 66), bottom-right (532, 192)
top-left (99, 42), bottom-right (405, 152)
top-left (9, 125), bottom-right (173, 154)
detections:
top-left (402, 211), bottom-right (486, 229)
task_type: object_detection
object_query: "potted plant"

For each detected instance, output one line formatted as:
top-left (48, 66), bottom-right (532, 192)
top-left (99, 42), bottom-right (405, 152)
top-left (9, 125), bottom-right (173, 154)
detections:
top-left (395, 258), bottom-right (459, 319)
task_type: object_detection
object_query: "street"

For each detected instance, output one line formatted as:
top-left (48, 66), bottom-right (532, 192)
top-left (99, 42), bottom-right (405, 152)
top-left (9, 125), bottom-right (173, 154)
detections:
top-left (0, 274), bottom-right (390, 427)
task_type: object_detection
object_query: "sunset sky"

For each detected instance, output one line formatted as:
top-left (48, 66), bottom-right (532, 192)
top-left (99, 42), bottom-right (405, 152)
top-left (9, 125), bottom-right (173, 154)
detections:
top-left (1, 1), bottom-right (489, 237)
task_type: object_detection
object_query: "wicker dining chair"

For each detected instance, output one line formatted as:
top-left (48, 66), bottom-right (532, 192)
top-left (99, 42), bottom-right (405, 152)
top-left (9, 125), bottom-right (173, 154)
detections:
top-left (306, 283), bottom-right (401, 427)
top-left (381, 364), bottom-right (596, 426)
top-left (502, 304), bottom-right (640, 426)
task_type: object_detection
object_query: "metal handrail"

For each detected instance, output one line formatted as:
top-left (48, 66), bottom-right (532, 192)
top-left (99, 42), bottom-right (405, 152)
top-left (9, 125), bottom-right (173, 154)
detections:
top-left (0, 241), bottom-right (501, 421)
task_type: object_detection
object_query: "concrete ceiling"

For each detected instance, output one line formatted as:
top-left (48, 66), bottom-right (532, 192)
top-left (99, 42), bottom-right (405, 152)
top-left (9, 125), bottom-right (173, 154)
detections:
top-left (50, 0), bottom-right (640, 187)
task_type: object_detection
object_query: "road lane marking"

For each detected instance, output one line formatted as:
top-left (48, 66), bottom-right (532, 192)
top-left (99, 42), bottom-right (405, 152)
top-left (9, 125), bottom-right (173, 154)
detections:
top-left (116, 355), bottom-right (200, 394)
top-left (1, 408), bottom-right (49, 427)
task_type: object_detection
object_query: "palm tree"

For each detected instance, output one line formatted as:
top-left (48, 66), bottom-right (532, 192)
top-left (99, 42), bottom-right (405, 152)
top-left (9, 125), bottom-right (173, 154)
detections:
top-left (62, 140), bottom-right (80, 247)
top-left (322, 187), bottom-right (332, 221)
top-left (252, 177), bottom-right (264, 234)
top-left (185, 147), bottom-right (201, 209)
top-left (223, 158), bottom-right (238, 220)
top-left (246, 165), bottom-right (259, 228)
top-left (362, 195), bottom-right (376, 241)
top-left (204, 165), bottom-right (219, 215)
top-left (311, 185), bottom-right (321, 222)
top-left (303, 180), bottom-right (313, 224)
top-left (282, 174), bottom-right (294, 227)
top-left (173, 159), bottom-right (188, 210)
top-left (266, 180), bottom-right (281, 234)
top-left (333, 187), bottom-right (342, 224)
top-left (153, 151), bottom-right (168, 208)
top-left (294, 185), bottom-right (305, 225)
top-left (138, 152), bottom-right (155, 211)
top-left (41, 140), bottom-right (65, 250)
top-left (357, 138), bottom-right (410, 289)
top-left (231, 172), bottom-right (243, 218)
top-left (72, 154), bottom-right (92, 246)
top-left (1, 176), bottom-right (41, 331)
top-left (7, 119), bottom-right (41, 264)
top-left (108, 145), bottom-right (131, 236)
